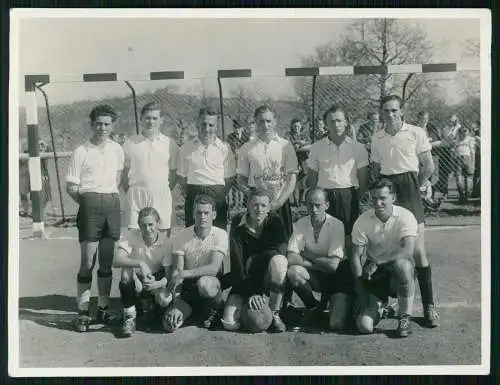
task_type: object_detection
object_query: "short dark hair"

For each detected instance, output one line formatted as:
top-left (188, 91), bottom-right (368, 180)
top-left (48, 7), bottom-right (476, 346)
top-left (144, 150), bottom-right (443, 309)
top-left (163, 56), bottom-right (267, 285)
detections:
top-left (290, 118), bottom-right (301, 128)
top-left (369, 178), bottom-right (396, 194)
top-left (380, 95), bottom-right (404, 109)
top-left (198, 107), bottom-right (219, 119)
top-left (193, 194), bottom-right (217, 211)
top-left (323, 105), bottom-right (347, 123)
top-left (90, 104), bottom-right (117, 123)
top-left (417, 110), bottom-right (429, 117)
top-left (367, 111), bottom-right (379, 119)
top-left (254, 104), bottom-right (276, 119)
top-left (305, 187), bottom-right (327, 202)
top-left (140, 102), bottom-right (162, 118)
top-left (138, 207), bottom-right (161, 225)
top-left (247, 187), bottom-right (272, 204)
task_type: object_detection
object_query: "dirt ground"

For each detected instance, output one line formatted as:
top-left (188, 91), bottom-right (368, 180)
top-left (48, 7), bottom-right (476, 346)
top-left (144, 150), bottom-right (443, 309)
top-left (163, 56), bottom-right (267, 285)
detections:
top-left (16, 225), bottom-right (482, 368)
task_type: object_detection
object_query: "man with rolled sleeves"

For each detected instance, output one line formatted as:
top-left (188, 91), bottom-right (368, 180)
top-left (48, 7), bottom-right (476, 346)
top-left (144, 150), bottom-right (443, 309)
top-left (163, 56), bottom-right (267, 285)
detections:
top-left (237, 104), bottom-right (298, 240)
top-left (307, 105), bottom-right (369, 253)
top-left (66, 104), bottom-right (125, 332)
top-left (371, 94), bottom-right (439, 328)
top-left (122, 102), bottom-right (179, 236)
top-left (177, 108), bottom-right (236, 230)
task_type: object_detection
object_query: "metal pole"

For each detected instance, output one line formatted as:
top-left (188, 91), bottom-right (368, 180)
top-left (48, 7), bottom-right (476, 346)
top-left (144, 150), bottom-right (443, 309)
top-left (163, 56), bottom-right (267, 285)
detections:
top-left (125, 81), bottom-right (140, 135)
top-left (311, 75), bottom-right (317, 142)
top-left (217, 77), bottom-right (225, 139)
top-left (35, 83), bottom-right (68, 225)
top-left (25, 76), bottom-right (43, 237)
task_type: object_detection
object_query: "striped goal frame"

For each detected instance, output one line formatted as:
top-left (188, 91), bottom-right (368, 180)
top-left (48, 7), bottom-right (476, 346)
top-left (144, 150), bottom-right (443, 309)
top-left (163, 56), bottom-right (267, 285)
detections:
top-left (23, 61), bottom-right (479, 238)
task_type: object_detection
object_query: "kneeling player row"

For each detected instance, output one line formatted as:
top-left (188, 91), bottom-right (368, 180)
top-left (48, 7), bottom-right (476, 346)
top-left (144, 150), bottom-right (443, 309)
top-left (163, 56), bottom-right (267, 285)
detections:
top-left (114, 180), bottom-right (435, 338)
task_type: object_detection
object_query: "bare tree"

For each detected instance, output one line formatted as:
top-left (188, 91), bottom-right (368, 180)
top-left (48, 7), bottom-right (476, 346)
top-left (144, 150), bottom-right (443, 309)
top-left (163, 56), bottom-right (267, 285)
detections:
top-left (295, 19), bottom-right (436, 121)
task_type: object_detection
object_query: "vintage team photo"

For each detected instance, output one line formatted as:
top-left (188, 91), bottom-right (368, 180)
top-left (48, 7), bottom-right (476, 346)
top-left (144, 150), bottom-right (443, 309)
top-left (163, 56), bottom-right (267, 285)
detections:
top-left (10, 9), bottom-right (490, 375)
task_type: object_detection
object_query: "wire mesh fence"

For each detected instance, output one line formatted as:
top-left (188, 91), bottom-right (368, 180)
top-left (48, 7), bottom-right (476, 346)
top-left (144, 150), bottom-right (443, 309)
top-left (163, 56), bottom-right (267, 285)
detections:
top-left (19, 68), bottom-right (481, 230)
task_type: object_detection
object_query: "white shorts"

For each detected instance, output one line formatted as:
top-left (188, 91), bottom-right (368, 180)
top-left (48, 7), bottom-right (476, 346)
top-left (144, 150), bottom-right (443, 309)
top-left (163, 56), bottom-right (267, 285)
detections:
top-left (127, 184), bottom-right (173, 230)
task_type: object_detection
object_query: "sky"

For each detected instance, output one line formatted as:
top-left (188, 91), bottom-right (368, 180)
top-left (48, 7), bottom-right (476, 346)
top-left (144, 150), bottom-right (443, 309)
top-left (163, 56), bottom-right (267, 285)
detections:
top-left (15, 14), bottom-right (482, 106)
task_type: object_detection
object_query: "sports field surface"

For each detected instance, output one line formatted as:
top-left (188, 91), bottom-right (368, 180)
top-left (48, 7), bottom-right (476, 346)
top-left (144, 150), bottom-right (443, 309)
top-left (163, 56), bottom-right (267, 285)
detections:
top-left (16, 221), bottom-right (482, 368)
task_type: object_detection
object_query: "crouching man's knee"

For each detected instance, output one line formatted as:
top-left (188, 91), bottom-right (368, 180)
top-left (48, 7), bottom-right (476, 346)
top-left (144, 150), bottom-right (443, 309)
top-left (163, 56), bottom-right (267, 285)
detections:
top-left (267, 254), bottom-right (288, 289)
top-left (287, 265), bottom-right (309, 287)
top-left (197, 276), bottom-right (221, 299)
top-left (357, 315), bottom-right (375, 334)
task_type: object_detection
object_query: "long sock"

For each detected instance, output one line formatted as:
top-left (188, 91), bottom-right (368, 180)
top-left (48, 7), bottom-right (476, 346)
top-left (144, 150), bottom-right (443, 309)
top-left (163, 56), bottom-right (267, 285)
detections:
top-left (294, 282), bottom-right (319, 309)
top-left (416, 266), bottom-right (434, 306)
top-left (119, 280), bottom-right (137, 309)
top-left (398, 295), bottom-right (414, 316)
top-left (76, 274), bottom-right (92, 314)
top-left (123, 305), bottom-right (137, 319)
top-left (269, 290), bottom-right (285, 312)
top-left (97, 270), bottom-right (113, 309)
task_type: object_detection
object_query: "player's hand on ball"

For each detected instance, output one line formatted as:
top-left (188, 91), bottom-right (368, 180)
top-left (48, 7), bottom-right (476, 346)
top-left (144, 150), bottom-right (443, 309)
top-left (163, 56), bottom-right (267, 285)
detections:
top-left (139, 262), bottom-right (152, 278)
top-left (143, 277), bottom-right (162, 292)
top-left (163, 308), bottom-right (183, 332)
top-left (249, 295), bottom-right (266, 311)
top-left (166, 274), bottom-right (183, 294)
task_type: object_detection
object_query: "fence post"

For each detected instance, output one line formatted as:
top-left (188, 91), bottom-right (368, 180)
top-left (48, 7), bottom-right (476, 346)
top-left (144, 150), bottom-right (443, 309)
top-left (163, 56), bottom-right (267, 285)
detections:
top-left (125, 81), bottom-right (140, 135)
top-left (311, 74), bottom-right (317, 141)
top-left (217, 77), bottom-right (225, 139)
top-left (25, 75), bottom-right (44, 238)
top-left (35, 83), bottom-right (68, 225)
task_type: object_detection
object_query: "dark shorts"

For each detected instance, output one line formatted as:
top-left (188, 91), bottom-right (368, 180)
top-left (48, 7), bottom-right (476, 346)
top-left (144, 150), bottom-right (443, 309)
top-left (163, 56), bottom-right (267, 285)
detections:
top-left (363, 260), bottom-right (404, 301)
top-left (382, 172), bottom-right (425, 224)
top-left (185, 184), bottom-right (227, 230)
top-left (328, 259), bottom-right (355, 295)
top-left (76, 192), bottom-right (121, 242)
top-left (230, 250), bottom-right (282, 298)
top-left (302, 259), bottom-right (353, 296)
top-left (179, 272), bottom-right (223, 309)
top-left (325, 187), bottom-right (359, 235)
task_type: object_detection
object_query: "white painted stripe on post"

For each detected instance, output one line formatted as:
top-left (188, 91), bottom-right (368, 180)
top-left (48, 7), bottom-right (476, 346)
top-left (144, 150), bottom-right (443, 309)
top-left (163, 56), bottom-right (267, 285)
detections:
top-left (456, 61), bottom-right (481, 71)
top-left (28, 157), bottom-right (42, 191)
top-left (387, 64), bottom-right (423, 74)
top-left (32, 222), bottom-right (45, 237)
top-left (26, 91), bottom-right (38, 125)
top-left (49, 73), bottom-right (83, 83)
top-left (319, 66), bottom-right (354, 76)
top-left (117, 72), bottom-right (150, 81)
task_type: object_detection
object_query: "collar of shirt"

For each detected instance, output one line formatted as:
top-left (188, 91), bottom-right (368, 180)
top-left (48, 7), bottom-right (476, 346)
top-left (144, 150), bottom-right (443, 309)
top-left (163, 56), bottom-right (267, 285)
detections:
top-left (85, 139), bottom-right (114, 150)
top-left (326, 135), bottom-right (353, 147)
top-left (192, 226), bottom-right (216, 240)
top-left (140, 132), bottom-right (162, 142)
top-left (193, 137), bottom-right (224, 150)
top-left (257, 134), bottom-right (280, 144)
top-left (368, 206), bottom-right (401, 222)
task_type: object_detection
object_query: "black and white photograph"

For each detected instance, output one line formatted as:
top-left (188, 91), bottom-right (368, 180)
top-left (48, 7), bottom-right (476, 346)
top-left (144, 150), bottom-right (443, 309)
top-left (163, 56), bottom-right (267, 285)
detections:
top-left (9, 8), bottom-right (491, 376)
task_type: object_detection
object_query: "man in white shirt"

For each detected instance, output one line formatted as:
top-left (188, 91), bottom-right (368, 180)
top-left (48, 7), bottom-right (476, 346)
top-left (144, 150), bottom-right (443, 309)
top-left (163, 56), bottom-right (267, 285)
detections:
top-left (350, 178), bottom-right (418, 338)
top-left (65, 104), bottom-right (125, 332)
top-left (287, 188), bottom-right (351, 331)
top-left (177, 108), bottom-right (236, 230)
top-left (162, 194), bottom-right (227, 332)
top-left (371, 94), bottom-right (438, 328)
top-left (114, 207), bottom-right (173, 337)
top-left (307, 106), bottom-right (369, 251)
top-left (122, 102), bottom-right (179, 236)
top-left (237, 104), bottom-right (299, 239)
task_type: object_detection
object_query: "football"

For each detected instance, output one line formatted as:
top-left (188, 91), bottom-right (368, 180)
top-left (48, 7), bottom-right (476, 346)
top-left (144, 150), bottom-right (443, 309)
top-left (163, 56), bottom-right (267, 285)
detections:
top-left (240, 301), bottom-right (273, 333)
